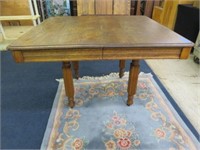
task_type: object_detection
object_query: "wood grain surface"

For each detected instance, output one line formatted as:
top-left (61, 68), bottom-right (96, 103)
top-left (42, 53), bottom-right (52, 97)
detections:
top-left (8, 16), bottom-right (193, 50)
top-left (8, 16), bottom-right (193, 62)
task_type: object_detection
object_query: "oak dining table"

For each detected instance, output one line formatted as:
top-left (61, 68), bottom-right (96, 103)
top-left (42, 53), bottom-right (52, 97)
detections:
top-left (8, 16), bottom-right (193, 108)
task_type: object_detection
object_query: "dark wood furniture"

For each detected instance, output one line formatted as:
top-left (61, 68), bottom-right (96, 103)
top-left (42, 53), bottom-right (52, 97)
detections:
top-left (8, 16), bottom-right (193, 108)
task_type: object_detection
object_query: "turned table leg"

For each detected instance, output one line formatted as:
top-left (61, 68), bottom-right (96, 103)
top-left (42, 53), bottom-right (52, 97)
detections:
top-left (62, 62), bottom-right (75, 108)
top-left (72, 61), bottom-right (79, 79)
top-left (127, 60), bottom-right (140, 106)
top-left (119, 60), bottom-right (125, 78)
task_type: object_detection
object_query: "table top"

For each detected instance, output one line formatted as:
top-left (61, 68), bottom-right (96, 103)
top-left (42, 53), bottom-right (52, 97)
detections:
top-left (8, 16), bottom-right (193, 51)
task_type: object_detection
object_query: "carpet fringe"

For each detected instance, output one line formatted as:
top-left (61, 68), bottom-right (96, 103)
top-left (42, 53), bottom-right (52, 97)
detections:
top-left (56, 72), bottom-right (153, 82)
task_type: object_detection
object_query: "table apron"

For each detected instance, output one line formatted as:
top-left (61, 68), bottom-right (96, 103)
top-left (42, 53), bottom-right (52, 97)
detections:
top-left (103, 47), bottom-right (183, 60)
top-left (12, 47), bottom-right (191, 62)
top-left (12, 49), bottom-right (102, 62)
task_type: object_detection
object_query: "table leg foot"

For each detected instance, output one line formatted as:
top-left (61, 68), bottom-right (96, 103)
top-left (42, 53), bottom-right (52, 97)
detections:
top-left (119, 60), bottom-right (125, 78)
top-left (68, 98), bottom-right (75, 108)
top-left (127, 95), bottom-right (134, 106)
top-left (127, 60), bottom-right (140, 106)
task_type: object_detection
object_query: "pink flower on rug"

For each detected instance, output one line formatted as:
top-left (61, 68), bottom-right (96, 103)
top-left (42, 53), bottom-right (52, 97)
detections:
top-left (105, 140), bottom-right (116, 150)
top-left (112, 115), bottom-right (120, 121)
top-left (106, 123), bottom-right (113, 129)
top-left (114, 120), bottom-right (121, 126)
top-left (112, 115), bottom-right (126, 126)
top-left (112, 116), bottom-right (121, 126)
top-left (71, 138), bottom-right (83, 150)
top-left (138, 82), bottom-right (147, 89)
top-left (133, 139), bottom-right (141, 146)
top-left (117, 138), bottom-right (132, 150)
top-left (154, 128), bottom-right (166, 139)
top-left (103, 112), bottom-right (140, 150)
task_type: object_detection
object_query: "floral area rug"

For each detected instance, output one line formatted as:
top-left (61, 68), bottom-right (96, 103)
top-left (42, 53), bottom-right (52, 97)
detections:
top-left (41, 72), bottom-right (199, 150)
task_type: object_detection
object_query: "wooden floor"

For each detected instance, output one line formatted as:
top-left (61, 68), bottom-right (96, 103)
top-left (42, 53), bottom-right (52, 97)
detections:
top-left (146, 56), bottom-right (200, 133)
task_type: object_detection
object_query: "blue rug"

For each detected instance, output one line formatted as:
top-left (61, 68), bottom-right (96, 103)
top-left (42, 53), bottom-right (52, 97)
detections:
top-left (41, 72), bottom-right (199, 150)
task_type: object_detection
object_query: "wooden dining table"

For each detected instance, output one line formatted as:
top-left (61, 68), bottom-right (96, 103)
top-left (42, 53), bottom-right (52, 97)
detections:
top-left (8, 16), bottom-right (193, 108)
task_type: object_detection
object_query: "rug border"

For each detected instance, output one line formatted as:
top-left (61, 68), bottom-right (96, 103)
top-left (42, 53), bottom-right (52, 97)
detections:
top-left (40, 80), bottom-right (63, 150)
top-left (147, 75), bottom-right (200, 147)
top-left (146, 64), bottom-right (200, 141)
